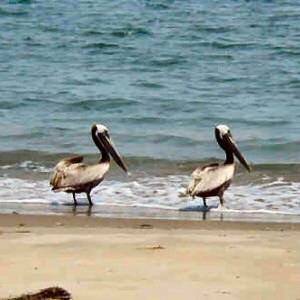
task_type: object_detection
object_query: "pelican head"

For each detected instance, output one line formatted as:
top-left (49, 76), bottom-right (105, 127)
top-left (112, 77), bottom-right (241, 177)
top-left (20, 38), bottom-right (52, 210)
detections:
top-left (91, 124), bottom-right (128, 173)
top-left (215, 124), bottom-right (251, 172)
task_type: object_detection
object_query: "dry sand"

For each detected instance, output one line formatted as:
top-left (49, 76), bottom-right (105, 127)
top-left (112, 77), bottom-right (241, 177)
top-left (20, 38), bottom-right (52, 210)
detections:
top-left (0, 213), bottom-right (299, 300)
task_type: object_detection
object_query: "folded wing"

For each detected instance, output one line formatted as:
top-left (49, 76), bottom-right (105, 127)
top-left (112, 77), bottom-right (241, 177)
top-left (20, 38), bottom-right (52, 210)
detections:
top-left (187, 164), bottom-right (235, 197)
top-left (50, 156), bottom-right (110, 192)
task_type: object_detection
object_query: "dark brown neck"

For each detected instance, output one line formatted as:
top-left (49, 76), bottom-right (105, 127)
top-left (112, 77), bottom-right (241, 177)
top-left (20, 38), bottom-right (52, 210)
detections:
top-left (215, 128), bottom-right (234, 165)
top-left (224, 150), bottom-right (234, 165)
top-left (91, 129), bottom-right (110, 164)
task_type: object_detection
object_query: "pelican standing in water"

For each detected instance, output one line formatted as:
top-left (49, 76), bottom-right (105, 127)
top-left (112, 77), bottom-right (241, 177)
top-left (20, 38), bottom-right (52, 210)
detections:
top-left (50, 124), bottom-right (127, 206)
top-left (186, 124), bottom-right (251, 209)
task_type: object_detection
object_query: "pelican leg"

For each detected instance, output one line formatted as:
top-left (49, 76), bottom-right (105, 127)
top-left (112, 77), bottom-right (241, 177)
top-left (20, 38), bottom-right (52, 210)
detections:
top-left (219, 195), bottom-right (225, 207)
top-left (72, 192), bottom-right (78, 206)
top-left (202, 198), bottom-right (207, 208)
top-left (86, 192), bottom-right (94, 206)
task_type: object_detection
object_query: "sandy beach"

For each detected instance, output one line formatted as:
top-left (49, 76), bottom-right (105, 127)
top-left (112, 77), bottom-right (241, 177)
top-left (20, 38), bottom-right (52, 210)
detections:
top-left (0, 213), bottom-right (299, 300)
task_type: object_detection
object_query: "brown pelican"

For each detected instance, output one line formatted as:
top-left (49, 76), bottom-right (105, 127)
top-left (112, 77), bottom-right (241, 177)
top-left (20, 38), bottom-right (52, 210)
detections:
top-left (186, 124), bottom-right (251, 209)
top-left (50, 124), bottom-right (127, 206)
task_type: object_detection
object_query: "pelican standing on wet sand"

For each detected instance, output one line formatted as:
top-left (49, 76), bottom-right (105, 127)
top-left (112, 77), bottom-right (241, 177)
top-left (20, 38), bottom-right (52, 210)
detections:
top-left (50, 124), bottom-right (127, 206)
top-left (186, 124), bottom-right (251, 209)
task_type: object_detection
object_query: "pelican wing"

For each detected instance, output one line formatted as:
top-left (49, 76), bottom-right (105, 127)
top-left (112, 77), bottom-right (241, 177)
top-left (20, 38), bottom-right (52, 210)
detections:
top-left (187, 164), bottom-right (235, 197)
top-left (51, 156), bottom-right (84, 188)
top-left (51, 162), bottom-right (110, 191)
top-left (54, 155), bottom-right (84, 171)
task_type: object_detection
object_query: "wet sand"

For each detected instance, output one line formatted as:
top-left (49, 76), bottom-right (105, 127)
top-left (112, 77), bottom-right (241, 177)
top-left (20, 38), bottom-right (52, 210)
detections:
top-left (0, 213), bottom-right (299, 299)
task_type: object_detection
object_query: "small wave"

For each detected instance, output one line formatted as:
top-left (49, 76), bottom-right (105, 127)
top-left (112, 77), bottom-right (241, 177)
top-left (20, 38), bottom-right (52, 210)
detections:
top-left (0, 8), bottom-right (29, 17)
top-left (200, 53), bottom-right (233, 60)
top-left (121, 116), bottom-right (167, 125)
top-left (0, 150), bottom-right (299, 174)
top-left (67, 98), bottom-right (138, 111)
top-left (146, 2), bottom-right (171, 10)
top-left (82, 42), bottom-right (119, 50)
top-left (268, 13), bottom-right (300, 22)
top-left (85, 30), bottom-right (103, 36)
top-left (62, 79), bottom-right (89, 86)
top-left (87, 77), bottom-right (110, 85)
top-left (280, 79), bottom-right (300, 89)
top-left (199, 41), bottom-right (256, 50)
top-left (271, 50), bottom-right (300, 58)
top-left (191, 24), bottom-right (236, 34)
top-left (249, 141), bottom-right (300, 154)
top-left (1, 131), bottom-right (45, 140)
top-left (22, 98), bottom-right (61, 106)
top-left (0, 101), bottom-right (21, 109)
top-left (215, 117), bottom-right (291, 127)
top-left (151, 57), bottom-right (185, 67)
top-left (251, 163), bottom-right (300, 173)
top-left (132, 80), bottom-right (165, 89)
top-left (110, 30), bottom-right (130, 38)
top-left (0, 160), bottom-right (51, 173)
top-left (0, 150), bottom-right (73, 171)
top-left (23, 36), bottom-right (44, 47)
top-left (110, 28), bottom-right (151, 37)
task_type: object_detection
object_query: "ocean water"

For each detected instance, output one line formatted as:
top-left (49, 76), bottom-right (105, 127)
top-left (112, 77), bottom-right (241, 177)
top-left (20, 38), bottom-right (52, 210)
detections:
top-left (0, 0), bottom-right (299, 220)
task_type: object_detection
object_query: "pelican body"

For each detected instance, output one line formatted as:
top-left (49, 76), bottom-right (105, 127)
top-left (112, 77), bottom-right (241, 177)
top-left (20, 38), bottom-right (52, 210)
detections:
top-left (50, 124), bottom-right (127, 206)
top-left (186, 125), bottom-right (251, 208)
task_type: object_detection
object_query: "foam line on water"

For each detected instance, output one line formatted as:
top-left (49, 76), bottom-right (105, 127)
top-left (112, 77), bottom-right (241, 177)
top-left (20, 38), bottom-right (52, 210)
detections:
top-left (0, 174), bottom-right (299, 216)
top-left (209, 207), bottom-right (300, 216)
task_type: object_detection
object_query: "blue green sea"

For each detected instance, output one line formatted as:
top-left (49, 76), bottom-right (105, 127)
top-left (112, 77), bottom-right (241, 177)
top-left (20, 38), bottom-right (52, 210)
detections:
top-left (0, 0), bottom-right (299, 221)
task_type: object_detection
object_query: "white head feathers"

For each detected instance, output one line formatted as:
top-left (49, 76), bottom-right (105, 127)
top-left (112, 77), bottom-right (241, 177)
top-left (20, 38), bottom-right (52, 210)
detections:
top-left (95, 124), bottom-right (108, 135)
top-left (216, 124), bottom-right (230, 138)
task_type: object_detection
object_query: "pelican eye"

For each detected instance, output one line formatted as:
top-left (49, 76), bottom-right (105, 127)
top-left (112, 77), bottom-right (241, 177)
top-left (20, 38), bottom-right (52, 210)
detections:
top-left (100, 130), bottom-right (109, 140)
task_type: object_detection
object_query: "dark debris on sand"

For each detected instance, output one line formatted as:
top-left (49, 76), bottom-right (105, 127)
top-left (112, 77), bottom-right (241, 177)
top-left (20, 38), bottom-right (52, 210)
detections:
top-left (5, 287), bottom-right (71, 300)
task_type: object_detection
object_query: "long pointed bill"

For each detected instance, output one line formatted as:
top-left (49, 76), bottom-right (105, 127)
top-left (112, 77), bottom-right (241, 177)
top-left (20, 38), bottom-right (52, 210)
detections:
top-left (225, 135), bottom-right (252, 172)
top-left (98, 133), bottom-right (128, 173)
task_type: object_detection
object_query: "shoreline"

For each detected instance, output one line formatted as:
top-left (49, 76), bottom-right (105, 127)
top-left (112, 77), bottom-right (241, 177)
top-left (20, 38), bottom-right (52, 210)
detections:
top-left (0, 202), bottom-right (300, 224)
top-left (0, 212), bottom-right (299, 231)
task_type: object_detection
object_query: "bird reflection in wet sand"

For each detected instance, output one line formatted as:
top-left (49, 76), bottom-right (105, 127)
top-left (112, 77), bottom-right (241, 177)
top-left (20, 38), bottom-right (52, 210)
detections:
top-left (50, 124), bottom-right (127, 206)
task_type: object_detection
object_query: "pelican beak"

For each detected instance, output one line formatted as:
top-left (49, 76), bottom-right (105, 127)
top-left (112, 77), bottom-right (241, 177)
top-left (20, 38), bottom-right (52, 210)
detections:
top-left (98, 132), bottom-right (128, 173)
top-left (225, 134), bottom-right (252, 172)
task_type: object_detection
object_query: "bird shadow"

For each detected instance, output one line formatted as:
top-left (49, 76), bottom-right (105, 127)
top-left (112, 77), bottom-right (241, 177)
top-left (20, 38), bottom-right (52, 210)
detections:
top-left (179, 204), bottom-right (219, 220)
top-left (179, 204), bottom-right (218, 212)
